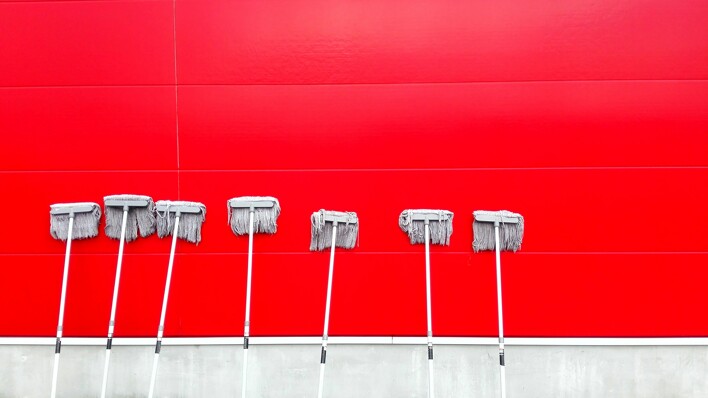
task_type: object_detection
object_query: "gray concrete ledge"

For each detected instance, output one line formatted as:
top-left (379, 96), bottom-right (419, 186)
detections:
top-left (2, 344), bottom-right (707, 397)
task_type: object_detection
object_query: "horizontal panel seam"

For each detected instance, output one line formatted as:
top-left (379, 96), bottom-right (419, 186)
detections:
top-left (0, 0), bottom-right (168, 5)
top-left (1, 78), bottom-right (708, 90)
top-left (2, 166), bottom-right (707, 173)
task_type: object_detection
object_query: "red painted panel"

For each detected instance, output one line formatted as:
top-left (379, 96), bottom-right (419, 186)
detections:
top-left (176, 0), bottom-right (708, 84)
top-left (1, 0), bottom-right (707, 340)
top-left (0, 172), bottom-right (178, 254)
top-left (0, 87), bottom-right (177, 171)
top-left (245, 252), bottom-right (496, 338)
top-left (0, 254), bottom-right (170, 337)
top-left (163, 253), bottom-right (246, 337)
top-left (177, 82), bottom-right (708, 170)
top-left (504, 253), bottom-right (708, 337)
top-left (0, 255), bottom-right (65, 336)
top-left (0, 1), bottom-right (174, 86)
top-left (178, 168), bottom-right (708, 254)
top-left (112, 253), bottom-right (172, 337)
top-left (2, 253), bottom-right (706, 337)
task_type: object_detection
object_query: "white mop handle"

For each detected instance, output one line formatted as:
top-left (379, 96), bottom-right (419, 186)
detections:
top-left (241, 348), bottom-right (249, 398)
top-left (242, 210), bottom-right (255, 398)
top-left (317, 224), bottom-right (337, 398)
top-left (428, 359), bottom-right (435, 398)
top-left (108, 208), bottom-right (129, 337)
top-left (100, 208), bottom-right (128, 398)
top-left (244, 210), bottom-right (255, 337)
top-left (322, 224), bottom-right (336, 339)
top-left (158, 215), bottom-right (180, 335)
top-left (500, 365), bottom-right (507, 398)
top-left (56, 217), bottom-right (74, 339)
top-left (317, 363), bottom-right (326, 398)
top-left (424, 222), bottom-right (435, 398)
top-left (50, 352), bottom-right (61, 398)
top-left (51, 215), bottom-right (74, 398)
top-left (147, 352), bottom-right (160, 398)
top-left (148, 215), bottom-right (181, 398)
top-left (494, 222), bottom-right (506, 398)
top-left (100, 349), bottom-right (111, 398)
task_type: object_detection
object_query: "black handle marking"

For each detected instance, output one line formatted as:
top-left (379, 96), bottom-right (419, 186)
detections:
top-left (55, 338), bottom-right (61, 354)
top-left (106, 337), bottom-right (113, 350)
top-left (499, 351), bottom-right (505, 366)
top-left (428, 346), bottom-right (434, 360)
top-left (320, 347), bottom-right (327, 364)
top-left (155, 341), bottom-right (162, 354)
top-left (243, 336), bottom-right (249, 349)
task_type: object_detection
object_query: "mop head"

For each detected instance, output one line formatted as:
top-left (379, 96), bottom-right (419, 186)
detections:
top-left (228, 196), bottom-right (281, 235)
top-left (49, 202), bottom-right (101, 241)
top-left (398, 209), bottom-right (453, 246)
top-left (472, 210), bottom-right (524, 252)
top-left (310, 209), bottom-right (359, 251)
top-left (103, 194), bottom-right (156, 242)
top-left (155, 200), bottom-right (206, 244)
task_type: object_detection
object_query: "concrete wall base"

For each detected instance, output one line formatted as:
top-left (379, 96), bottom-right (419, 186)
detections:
top-left (2, 344), bottom-right (707, 397)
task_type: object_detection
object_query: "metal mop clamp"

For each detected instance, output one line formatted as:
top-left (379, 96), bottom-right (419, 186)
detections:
top-left (473, 210), bottom-right (524, 398)
top-left (49, 202), bottom-right (101, 398)
top-left (100, 195), bottom-right (156, 398)
top-left (148, 200), bottom-right (206, 398)
top-left (310, 209), bottom-right (359, 398)
top-left (228, 196), bottom-right (280, 398)
top-left (399, 209), bottom-right (453, 398)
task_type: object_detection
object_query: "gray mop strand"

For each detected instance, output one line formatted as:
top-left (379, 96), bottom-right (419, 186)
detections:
top-left (50, 203), bottom-right (101, 241)
top-left (472, 210), bottom-right (524, 252)
top-left (398, 209), bottom-right (453, 245)
top-left (310, 210), bottom-right (359, 251)
top-left (104, 194), bottom-right (156, 241)
top-left (156, 200), bottom-right (207, 244)
top-left (228, 196), bottom-right (281, 235)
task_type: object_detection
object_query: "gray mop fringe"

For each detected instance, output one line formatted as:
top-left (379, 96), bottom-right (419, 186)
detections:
top-left (398, 209), bottom-right (454, 246)
top-left (310, 210), bottom-right (359, 251)
top-left (50, 203), bottom-right (101, 241)
top-left (472, 210), bottom-right (524, 252)
top-left (103, 194), bottom-right (156, 242)
top-left (155, 200), bottom-right (206, 244)
top-left (228, 196), bottom-right (281, 235)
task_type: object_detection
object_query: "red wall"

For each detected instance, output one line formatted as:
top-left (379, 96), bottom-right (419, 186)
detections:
top-left (0, 0), bottom-right (706, 338)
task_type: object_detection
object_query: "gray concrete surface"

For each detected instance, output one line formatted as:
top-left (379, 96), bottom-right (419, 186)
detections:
top-left (2, 344), bottom-right (707, 397)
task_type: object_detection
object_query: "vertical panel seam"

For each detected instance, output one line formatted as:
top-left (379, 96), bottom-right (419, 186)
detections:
top-left (172, 0), bottom-right (181, 199)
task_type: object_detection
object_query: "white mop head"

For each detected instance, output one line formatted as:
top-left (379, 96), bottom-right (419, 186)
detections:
top-left (49, 202), bottom-right (101, 241)
top-left (103, 194), bottom-right (156, 242)
top-left (398, 209), bottom-right (453, 246)
top-left (310, 209), bottom-right (359, 251)
top-left (155, 200), bottom-right (206, 244)
top-left (472, 210), bottom-right (524, 252)
top-left (227, 196), bottom-right (280, 235)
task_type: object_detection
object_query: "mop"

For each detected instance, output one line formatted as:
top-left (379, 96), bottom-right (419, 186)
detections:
top-left (100, 194), bottom-right (156, 398)
top-left (49, 202), bottom-right (101, 398)
top-left (227, 196), bottom-right (280, 398)
top-left (310, 209), bottom-right (359, 398)
top-left (473, 210), bottom-right (524, 398)
top-left (148, 200), bottom-right (206, 398)
top-left (399, 209), bottom-right (453, 398)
